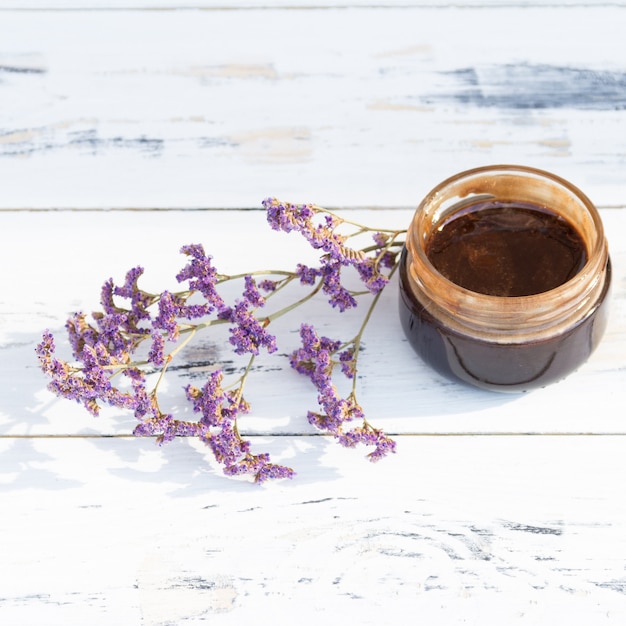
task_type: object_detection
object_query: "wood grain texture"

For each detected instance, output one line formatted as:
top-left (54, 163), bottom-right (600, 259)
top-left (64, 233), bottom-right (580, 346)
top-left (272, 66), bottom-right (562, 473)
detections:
top-left (2, 3), bottom-right (626, 623)
top-left (2, 208), bottom-right (625, 438)
top-left (2, 435), bottom-right (626, 624)
top-left (3, 1), bottom-right (624, 9)
top-left (1, 6), bottom-right (626, 207)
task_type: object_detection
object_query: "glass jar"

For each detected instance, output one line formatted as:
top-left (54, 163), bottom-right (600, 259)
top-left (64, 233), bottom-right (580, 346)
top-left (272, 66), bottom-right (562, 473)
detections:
top-left (399, 165), bottom-right (611, 392)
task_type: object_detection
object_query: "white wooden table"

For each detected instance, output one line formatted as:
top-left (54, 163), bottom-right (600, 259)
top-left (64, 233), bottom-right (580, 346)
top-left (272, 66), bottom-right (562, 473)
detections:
top-left (2, 2), bottom-right (626, 624)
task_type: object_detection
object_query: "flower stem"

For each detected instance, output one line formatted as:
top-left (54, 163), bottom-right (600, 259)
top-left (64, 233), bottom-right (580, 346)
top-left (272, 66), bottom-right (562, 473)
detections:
top-left (349, 261), bottom-right (400, 394)
top-left (264, 279), bottom-right (325, 324)
top-left (310, 204), bottom-right (407, 234)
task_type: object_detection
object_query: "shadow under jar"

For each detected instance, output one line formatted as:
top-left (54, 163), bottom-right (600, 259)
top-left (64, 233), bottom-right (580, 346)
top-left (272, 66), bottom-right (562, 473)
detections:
top-left (399, 165), bottom-right (611, 392)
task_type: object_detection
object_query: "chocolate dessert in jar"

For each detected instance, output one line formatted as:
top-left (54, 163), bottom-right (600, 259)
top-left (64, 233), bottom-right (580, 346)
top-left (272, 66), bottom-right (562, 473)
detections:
top-left (399, 165), bottom-right (611, 392)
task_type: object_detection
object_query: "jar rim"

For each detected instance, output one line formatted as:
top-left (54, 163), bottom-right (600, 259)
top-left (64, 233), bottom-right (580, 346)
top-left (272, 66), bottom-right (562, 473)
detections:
top-left (405, 164), bottom-right (609, 338)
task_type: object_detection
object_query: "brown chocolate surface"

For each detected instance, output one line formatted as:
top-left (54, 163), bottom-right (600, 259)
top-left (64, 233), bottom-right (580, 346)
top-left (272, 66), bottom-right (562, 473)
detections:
top-left (426, 202), bottom-right (587, 296)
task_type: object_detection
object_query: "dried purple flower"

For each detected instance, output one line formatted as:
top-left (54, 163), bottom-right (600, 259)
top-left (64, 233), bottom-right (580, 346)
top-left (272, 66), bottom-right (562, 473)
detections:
top-left (131, 375), bottom-right (158, 421)
top-left (223, 300), bottom-right (277, 356)
top-left (290, 323), bottom-right (340, 384)
top-left (263, 197), bottom-right (314, 233)
top-left (339, 348), bottom-right (357, 379)
top-left (336, 425), bottom-right (397, 462)
top-left (354, 258), bottom-right (390, 294)
top-left (36, 328), bottom-right (136, 418)
top-left (206, 422), bottom-right (250, 467)
top-left (295, 263), bottom-right (321, 286)
top-left (153, 291), bottom-right (182, 340)
top-left (320, 262), bottom-right (358, 311)
top-left (379, 250), bottom-right (398, 269)
top-left (148, 331), bottom-right (166, 366)
top-left (186, 371), bottom-right (228, 427)
top-left (264, 197), bottom-right (396, 310)
top-left (243, 275), bottom-right (266, 308)
top-left (37, 196), bottom-right (403, 483)
top-left (290, 322), bottom-right (395, 461)
top-left (109, 266), bottom-right (154, 325)
top-left (372, 232), bottom-right (389, 247)
top-left (176, 244), bottom-right (226, 312)
top-left (258, 279), bottom-right (278, 293)
top-left (185, 373), bottom-right (293, 481)
top-left (133, 413), bottom-right (203, 445)
top-left (253, 462), bottom-right (296, 484)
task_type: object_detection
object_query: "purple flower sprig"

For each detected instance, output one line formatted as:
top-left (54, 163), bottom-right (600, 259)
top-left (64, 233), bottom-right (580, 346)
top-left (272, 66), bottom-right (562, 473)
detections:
top-left (264, 197), bottom-right (404, 312)
top-left (36, 247), bottom-right (295, 483)
top-left (265, 197), bottom-right (403, 461)
top-left (36, 198), bottom-right (406, 484)
top-left (289, 307), bottom-right (397, 462)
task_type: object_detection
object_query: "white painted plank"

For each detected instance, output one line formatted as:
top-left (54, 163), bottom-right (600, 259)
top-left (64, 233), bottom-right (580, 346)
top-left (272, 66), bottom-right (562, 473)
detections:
top-left (1, 4), bottom-right (625, 622)
top-left (1, 7), bottom-right (626, 207)
top-left (1, 1), bottom-right (620, 9)
top-left (1, 435), bottom-right (626, 624)
top-left (2, 208), bottom-right (625, 437)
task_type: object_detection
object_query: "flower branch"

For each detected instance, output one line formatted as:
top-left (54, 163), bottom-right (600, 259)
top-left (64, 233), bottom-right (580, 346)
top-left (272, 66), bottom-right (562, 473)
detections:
top-left (36, 198), bottom-right (407, 483)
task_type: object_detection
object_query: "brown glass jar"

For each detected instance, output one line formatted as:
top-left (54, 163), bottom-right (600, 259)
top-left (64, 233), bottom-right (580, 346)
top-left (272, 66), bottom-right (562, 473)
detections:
top-left (399, 165), bottom-right (611, 392)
